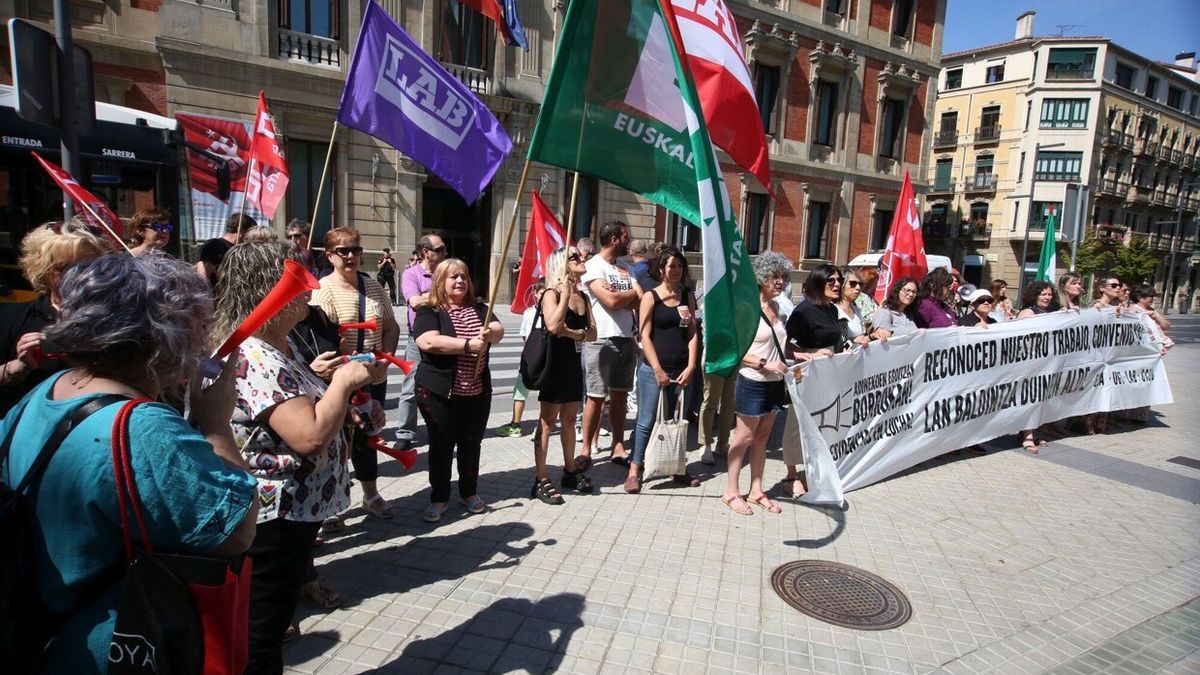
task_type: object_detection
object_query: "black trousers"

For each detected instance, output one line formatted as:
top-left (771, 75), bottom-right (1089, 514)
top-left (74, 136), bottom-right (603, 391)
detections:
top-left (349, 380), bottom-right (387, 483)
top-left (377, 272), bottom-right (396, 303)
top-left (416, 385), bottom-right (489, 502)
top-left (245, 518), bottom-right (322, 675)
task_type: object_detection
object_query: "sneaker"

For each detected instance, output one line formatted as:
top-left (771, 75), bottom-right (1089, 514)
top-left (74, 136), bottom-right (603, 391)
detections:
top-left (701, 445), bottom-right (715, 465)
top-left (362, 494), bottom-right (394, 520)
top-left (496, 422), bottom-right (523, 437)
top-left (575, 422), bottom-right (583, 436)
top-left (599, 426), bottom-right (611, 437)
top-left (321, 515), bottom-right (343, 533)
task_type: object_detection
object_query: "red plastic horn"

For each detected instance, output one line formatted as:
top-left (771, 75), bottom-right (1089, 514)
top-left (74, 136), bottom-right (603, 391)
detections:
top-left (216, 259), bottom-right (320, 359)
top-left (30, 346), bottom-right (67, 362)
top-left (369, 436), bottom-right (417, 471)
top-left (373, 351), bottom-right (415, 375)
top-left (339, 320), bottom-right (378, 333)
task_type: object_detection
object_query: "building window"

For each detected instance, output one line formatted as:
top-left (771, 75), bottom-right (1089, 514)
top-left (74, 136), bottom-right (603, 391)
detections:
top-left (1046, 47), bottom-right (1096, 80)
top-left (934, 158), bottom-right (953, 191)
top-left (1040, 98), bottom-right (1089, 128)
top-left (945, 68), bottom-right (962, 90)
top-left (969, 202), bottom-right (989, 223)
top-left (825, 0), bottom-right (844, 13)
top-left (1018, 151), bottom-right (1026, 181)
top-left (442, 0), bottom-right (490, 69)
top-left (1145, 75), bottom-right (1159, 100)
top-left (281, 0), bottom-right (338, 37)
top-left (745, 193), bottom-right (770, 255)
top-left (753, 64), bottom-right (781, 136)
top-left (665, 211), bottom-right (699, 253)
top-left (871, 208), bottom-right (893, 249)
top-left (880, 98), bottom-right (905, 159)
top-left (1034, 151), bottom-right (1082, 182)
top-left (1167, 86), bottom-right (1184, 110)
top-left (1028, 201), bottom-right (1062, 231)
top-left (805, 200), bottom-right (831, 259)
top-left (1114, 62), bottom-right (1136, 89)
top-left (892, 0), bottom-right (913, 37)
top-left (927, 204), bottom-right (948, 237)
top-left (973, 155), bottom-right (994, 187)
top-left (814, 80), bottom-right (838, 146)
top-left (986, 62), bottom-right (1005, 83)
top-left (287, 138), bottom-right (337, 242)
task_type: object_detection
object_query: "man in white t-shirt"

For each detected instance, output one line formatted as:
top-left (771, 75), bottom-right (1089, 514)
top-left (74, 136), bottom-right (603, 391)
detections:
top-left (578, 221), bottom-right (641, 468)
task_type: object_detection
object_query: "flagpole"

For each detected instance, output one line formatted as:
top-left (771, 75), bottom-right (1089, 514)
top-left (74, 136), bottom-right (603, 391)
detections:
top-left (75, 199), bottom-right (134, 255)
top-left (565, 171), bottom-right (582, 236)
top-left (308, 122), bottom-right (341, 257)
top-left (473, 158), bottom-right (533, 375)
top-left (236, 155), bottom-right (257, 244)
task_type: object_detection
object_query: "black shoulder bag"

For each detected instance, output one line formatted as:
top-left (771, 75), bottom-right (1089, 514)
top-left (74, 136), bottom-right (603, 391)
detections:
top-left (519, 291), bottom-right (556, 390)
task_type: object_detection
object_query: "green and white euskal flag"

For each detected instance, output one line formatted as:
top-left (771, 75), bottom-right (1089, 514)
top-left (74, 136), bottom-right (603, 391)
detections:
top-left (527, 0), bottom-right (758, 376)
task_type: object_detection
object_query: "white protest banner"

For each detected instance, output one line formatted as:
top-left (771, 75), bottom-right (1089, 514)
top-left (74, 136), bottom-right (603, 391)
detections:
top-left (791, 309), bottom-right (1173, 503)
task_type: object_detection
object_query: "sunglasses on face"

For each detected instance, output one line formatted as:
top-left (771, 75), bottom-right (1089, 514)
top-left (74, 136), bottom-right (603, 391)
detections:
top-left (825, 277), bottom-right (843, 286)
top-left (976, 298), bottom-right (994, 305)
top-left (332, 246), bottom-right (364, 257)
top-left (568, 252), bottom-right (582, 262)
top-left (427, 245), bottom-right (447, 254)
top-left (1105, 282), bottom-right (1121, 288)
top-left (845, 280), bottom-right (862, 288)
top-left (149, 222), bottom-right (173, 233)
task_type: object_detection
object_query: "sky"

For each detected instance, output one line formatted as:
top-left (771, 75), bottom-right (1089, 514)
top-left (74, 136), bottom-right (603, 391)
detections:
top-left (943, 0), bottom-right (1200, 63)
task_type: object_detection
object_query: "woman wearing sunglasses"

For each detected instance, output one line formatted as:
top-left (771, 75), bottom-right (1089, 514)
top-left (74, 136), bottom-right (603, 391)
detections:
top-left (833, 268), bottom-right (871, 345)
top-left (313, 227), bottom-right (401, 521)
top-left (1092, 276), bottom-right (1124, 310)
top-left (127, 207), bottom-right (173, 256)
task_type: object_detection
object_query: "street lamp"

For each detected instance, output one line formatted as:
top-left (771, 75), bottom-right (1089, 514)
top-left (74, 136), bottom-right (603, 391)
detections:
top-left (1157, 180), bottom-right (1200, 313)
top-left (1015, 142), bottom-right (1066, 287)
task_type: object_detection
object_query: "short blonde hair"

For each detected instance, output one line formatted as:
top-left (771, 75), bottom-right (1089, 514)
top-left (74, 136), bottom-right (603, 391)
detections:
top-left (429, 258), bottom-right (475, 309)
top-left (19, 220), bottom-right (112, 294)
top-left (323, 226), bottom-right (359, 250)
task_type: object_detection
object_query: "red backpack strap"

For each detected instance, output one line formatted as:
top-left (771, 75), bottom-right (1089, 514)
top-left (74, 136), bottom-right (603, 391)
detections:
top-left (110, 398), bottom-right (154, 562)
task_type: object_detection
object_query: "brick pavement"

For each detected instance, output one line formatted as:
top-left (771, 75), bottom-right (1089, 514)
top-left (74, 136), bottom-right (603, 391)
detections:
top-left (284, 325), bottom-right (1200, 674)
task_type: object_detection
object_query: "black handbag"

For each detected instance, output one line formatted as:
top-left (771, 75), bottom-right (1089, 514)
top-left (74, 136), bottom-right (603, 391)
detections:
top-left (518, 291), bottom-right (555, 390)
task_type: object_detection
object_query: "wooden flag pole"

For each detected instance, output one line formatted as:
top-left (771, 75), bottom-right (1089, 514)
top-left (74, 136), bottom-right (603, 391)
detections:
top-left (565, 171), bottom-right (581, 237)
top-left (236, 155), bottom-right (257, 244)
top-left (308, 122), bottom-right (342, 257)
top-left (75, 200), bottom-right (134, 255)
top-left (473, 158), bottom-right (533, 375)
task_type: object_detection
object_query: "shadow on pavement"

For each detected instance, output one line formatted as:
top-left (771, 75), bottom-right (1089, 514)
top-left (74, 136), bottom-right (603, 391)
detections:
top-left (784, 499), bottom-right (849, 549)
top-left (381, 593), bottom-right (586, 673)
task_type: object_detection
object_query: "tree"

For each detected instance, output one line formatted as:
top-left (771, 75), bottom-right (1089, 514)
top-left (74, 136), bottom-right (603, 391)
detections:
top-left (1112, 233), bottom-right (1160, 284)
top-left (1073, 230), bottom-right (1118, 279)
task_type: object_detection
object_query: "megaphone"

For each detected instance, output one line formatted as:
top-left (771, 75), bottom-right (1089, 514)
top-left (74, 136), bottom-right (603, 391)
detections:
top-left (201, 259), bottom-right (320, 378)
top-left (339, 320), bottom-right (378, 333)
top-left (957, 283), bottom-right (978, 304)
top-left (369, 435), bottom-right (417, 471)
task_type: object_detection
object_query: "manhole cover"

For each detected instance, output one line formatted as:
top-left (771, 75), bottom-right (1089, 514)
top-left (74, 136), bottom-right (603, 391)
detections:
top-left (771, 560), bottom-right (912, 630)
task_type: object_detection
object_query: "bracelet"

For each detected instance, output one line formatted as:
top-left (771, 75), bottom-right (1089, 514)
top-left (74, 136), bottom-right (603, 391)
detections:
top-left (463, 338), bottom-right (471, 354)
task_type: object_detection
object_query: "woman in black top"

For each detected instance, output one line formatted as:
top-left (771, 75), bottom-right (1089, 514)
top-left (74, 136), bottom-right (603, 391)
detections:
top-left (627, 247), bottom-right (700, 493)
top-left (413, 259), bottom-right (505, 523)
top-left (531, 247), bottom-right (596, 505)
top-left (958, 289), bottom-right (998, 328)
top-left (779, 265), bottom-right (846, 497)
top-left (1015, 280), bottom-right (1056, 452)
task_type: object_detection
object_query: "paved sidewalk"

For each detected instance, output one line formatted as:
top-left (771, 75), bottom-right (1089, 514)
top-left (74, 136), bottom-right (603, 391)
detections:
top-left (285, 341), bottom-right (1200, 674)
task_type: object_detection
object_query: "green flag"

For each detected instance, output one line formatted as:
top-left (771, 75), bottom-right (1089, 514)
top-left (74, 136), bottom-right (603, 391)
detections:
top-left (527, 0), bottom-right (758, 375)
top-left (1036, 205), bottom-right (1058, 282)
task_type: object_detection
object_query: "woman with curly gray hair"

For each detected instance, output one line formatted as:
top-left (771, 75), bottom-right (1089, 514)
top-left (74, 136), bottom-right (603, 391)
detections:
top-left (720, 251), bottom-right (794, 516)
top-left (0, 253), bottom-right (257, 672)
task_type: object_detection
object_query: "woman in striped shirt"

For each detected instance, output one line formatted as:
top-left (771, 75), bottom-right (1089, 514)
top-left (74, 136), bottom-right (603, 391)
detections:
top-left (412, 259), bottom-right (505, 523)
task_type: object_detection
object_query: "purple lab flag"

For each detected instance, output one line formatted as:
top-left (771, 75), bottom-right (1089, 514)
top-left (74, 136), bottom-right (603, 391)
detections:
top-left (337, 1), bottom-right (512, 204)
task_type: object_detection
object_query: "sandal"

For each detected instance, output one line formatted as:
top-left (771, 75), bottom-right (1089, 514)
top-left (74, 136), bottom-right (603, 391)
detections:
top-left (573, 454), bottom-right (592, 473)
top-left (623, 475), bottom-right (641, 494)
top-left (746, 493), bottom-right (782, 513)
top-left (462, 495), bottom-right (486, 514)
top-left (422, 502), bottom-right (449, 523)
top-left (299, 580), bottom-right (342, 609)
top-left (562, 469), bottom-right (594, 494)
top-left (611, 454), bottom-right (631, 468)
top-left (672, 473), bottom-right (700, 487)
top-left (1021, 431), bottom-right (1039, 454)
top-left (283, 623), bottom-right (300, 643)
top-left (721, 494), bottom-right (753, 516)
top-left (530, 477), bottom-right (565, 505)
top-left (781, 477), bottom-right (807, 498)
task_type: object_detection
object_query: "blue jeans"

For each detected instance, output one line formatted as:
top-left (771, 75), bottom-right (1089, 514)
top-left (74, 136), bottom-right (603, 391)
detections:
top-left (396, 335), bottom-right (422, 442)
top-left (631, 362), bottom-right (680, 466)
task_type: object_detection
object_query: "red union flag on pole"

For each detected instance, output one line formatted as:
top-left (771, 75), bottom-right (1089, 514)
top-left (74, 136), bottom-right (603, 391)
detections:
top-left (31, 151), bottom-right (127, 250)
top-left (874, 170), bottom-right (928, 303)
top-left (670, 0), bottom-right (772, 195)
top-left (245, 91), bottom-right (289, 219)
top-left (510, 191), bottom-right (567, 314)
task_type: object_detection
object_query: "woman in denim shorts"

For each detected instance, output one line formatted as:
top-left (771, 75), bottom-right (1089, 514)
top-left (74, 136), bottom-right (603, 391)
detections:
top-left (722, 251), bottom-right (794, 516)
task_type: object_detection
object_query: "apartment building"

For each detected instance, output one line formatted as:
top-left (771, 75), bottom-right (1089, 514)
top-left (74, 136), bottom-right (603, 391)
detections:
top-left (926, 11), bottom-right (1200, 300)
top-left (1, 0), bottom-right (946, 299)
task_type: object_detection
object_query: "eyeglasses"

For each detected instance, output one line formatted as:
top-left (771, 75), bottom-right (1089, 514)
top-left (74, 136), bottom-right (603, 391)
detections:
top-left (1105, 282), bottom-right (1121, 288)
top-left (900, 288), bottom-right (917, 295)
top-left (428, 245), bottom-right (447, 254)
top-left (568, 253), bottom-right (582, 262)
top-left (825, 277), bottom-right (843, 286)
top-left (845, 280), bottom-right (862, 288)
top-left (976, 298), bottom-right (994, 305)
top-left (332, 246), bottom-right (364, 257)
top-left (149, 222), bottom-right (173, 233)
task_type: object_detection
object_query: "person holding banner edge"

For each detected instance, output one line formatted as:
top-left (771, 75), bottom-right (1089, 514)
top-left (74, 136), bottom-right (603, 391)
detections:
top-left (1016, 280), bottom-right (1057, 451)
top-left (870, 278), bottom-right (921, 341)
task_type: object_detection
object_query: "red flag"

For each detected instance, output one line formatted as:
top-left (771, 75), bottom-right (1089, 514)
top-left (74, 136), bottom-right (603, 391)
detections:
top-left (245, 92), bottom-right (290, 219)
top-left (510, 191), bottom-right (568, 314)
top-left (667, 0), bottom-right (772, 196)
top-left (874, 170), bottom-right (928, 303)
top-left (460, 0), bottom-right (518, 46)
top-left (175, 112), bottom-right (252, 200)
top-left (31, 151), bottom-right (127, 250)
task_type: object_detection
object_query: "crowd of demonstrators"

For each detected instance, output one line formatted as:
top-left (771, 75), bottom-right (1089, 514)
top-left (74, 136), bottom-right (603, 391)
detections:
top-left (412, 258), bottom-right (504, 523)
top-left (2, 249), bottom-right (258, 672)
top-left (398, 234), bottom-right (447, 453)
top-left (196, 213), bottom-right (256, 288)
top-left (530, 247), bottom-right (595, 505)
top-left (125, 207), bottom-right (173, 256)
top-left (628, 246), bottom-right (700, 493)
top-left (578, 221), bottom-right (641, 471)
top-left (0, 221), bottom-right (111, 416)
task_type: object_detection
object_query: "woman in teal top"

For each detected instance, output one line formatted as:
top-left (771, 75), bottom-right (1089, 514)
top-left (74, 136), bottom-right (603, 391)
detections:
top-left (0, 252), bottom-right (258, 673)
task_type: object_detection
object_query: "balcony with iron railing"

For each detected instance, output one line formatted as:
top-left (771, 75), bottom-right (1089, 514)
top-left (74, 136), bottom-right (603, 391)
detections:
top-left (929, 180), bottom-right (956, 196)
top-left (1034, 170), bottom-right (1081, 182)
top-left (923, 219), bottom-right (952, 239)
top-left (278, 29), bottom-right (340, 68)
top-left (1096, 223), bottom-right (1127, 244)
top-left (1133, 137), bottom-right (1154, 157)
top-left (1126, 183), bottom-right (1152, 204)
top-left (964, 172), bottom-right (997, 193)
top-left (1046, 66), bottom-right (1094, 81)
top-left (440, 62), bottom-right (494, 96)
top-left (973, 125), bottom-right (1001, 144)
top-left (1096, 178), bottom-right (1128, 197)
top-left (933, 129), bottom-right (958, 148)
top-left (958, 219), bottom-right (992, 241)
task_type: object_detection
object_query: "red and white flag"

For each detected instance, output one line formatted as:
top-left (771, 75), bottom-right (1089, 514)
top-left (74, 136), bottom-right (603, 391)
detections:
top-left (31, 151), bottom-right (126, 250)
top-left (245, 91), bottom-right (290, 219)
top-left (511, 191), bottom-right (568, 314)
top-left (669, 0), bottom-right (772, 195)
top-left (874, 170), bottom-right (928, 303)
